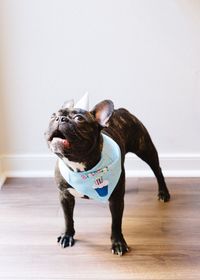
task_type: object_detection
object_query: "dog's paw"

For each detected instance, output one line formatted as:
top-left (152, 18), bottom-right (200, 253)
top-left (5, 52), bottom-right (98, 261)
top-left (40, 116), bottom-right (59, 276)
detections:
top-left (158, 190), bottom-right (170, 202)
top-left (111, 237), bottom-right (129, 256)
top-left (57, 234), bottom-right (75, 248)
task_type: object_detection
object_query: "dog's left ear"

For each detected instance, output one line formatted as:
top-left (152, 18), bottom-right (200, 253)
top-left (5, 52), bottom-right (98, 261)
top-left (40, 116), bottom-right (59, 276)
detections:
top-left (62, 99), bottom-right (74, 109)
top-left (91, 100), bottom-right (114, 127)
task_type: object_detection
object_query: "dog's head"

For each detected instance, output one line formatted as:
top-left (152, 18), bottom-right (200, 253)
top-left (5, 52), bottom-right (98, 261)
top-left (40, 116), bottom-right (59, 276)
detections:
top-left (45, 99), bottom-right (114, 162)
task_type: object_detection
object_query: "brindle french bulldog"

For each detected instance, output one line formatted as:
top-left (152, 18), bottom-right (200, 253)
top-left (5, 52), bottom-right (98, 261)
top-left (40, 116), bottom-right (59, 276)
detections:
top-left (45, 98), bottom-right (170, 256)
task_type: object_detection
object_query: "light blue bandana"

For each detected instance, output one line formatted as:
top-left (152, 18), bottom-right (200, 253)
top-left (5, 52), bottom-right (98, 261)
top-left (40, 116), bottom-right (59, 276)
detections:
top-left (59, 134), bottom-right (122, 202)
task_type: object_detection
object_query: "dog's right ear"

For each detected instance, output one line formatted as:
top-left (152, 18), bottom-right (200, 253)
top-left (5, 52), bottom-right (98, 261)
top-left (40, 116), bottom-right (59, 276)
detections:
top-left (62, 99), bottom-right (74, 109)
top-left (90, 100), bottom-right (114, 127)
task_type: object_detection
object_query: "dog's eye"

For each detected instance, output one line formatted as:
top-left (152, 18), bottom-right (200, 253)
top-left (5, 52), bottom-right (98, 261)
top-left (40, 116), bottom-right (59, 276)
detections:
top-left (73, 114), bottom-right (84, 122)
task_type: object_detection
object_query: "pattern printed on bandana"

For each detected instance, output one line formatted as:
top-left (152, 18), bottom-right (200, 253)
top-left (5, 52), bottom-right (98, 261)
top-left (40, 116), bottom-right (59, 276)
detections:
top-left (93, 176), bottom-right (109, 197)
top-left (80, 167), bottom-right (110, 197)
top-left (81, 166), bottom-right (109, 180)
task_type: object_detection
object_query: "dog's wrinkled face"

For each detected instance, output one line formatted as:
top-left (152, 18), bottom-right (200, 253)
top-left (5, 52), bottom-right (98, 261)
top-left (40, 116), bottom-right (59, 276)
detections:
top-left (46, 108), bottom-right (100, 161)
top-left (45, 100), bottom-right (114, 163)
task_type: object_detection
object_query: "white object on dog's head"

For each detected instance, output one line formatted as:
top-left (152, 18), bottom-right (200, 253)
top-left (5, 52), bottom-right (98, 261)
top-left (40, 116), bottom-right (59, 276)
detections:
top-left (74, 92), bottom-right (89, 111)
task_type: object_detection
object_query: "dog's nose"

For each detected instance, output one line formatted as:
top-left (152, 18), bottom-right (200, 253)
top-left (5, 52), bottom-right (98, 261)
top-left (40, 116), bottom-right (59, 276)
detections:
top-left (56, 116), bottom-right (68, 123)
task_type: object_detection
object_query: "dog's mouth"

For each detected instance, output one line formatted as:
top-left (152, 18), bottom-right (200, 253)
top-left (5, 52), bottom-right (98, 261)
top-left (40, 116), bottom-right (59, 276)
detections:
top-left (49, 130), bottom-right (65, 141)
top-left (49, 130), bottom-right (70, 149)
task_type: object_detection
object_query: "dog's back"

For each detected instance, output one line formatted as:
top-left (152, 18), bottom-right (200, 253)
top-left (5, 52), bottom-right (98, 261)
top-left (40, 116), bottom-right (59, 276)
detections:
top-left (103, 108), bottom-right (152, 157)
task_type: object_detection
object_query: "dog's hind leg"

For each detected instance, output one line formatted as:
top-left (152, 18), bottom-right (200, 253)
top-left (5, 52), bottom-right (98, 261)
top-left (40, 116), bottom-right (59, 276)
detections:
top-left (128, 130), bottom-right (170, 202)
top-left (138, 146), bottom-right (170, 202)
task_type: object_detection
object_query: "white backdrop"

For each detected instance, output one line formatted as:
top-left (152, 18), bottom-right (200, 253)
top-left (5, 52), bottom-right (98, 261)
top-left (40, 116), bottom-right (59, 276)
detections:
top-left (0, 0), bottom-right (200, 181)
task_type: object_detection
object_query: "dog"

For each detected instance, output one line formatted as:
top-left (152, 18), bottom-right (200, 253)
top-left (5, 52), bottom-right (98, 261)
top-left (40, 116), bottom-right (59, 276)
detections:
top-left (45, 95), bottom-right (170, 256)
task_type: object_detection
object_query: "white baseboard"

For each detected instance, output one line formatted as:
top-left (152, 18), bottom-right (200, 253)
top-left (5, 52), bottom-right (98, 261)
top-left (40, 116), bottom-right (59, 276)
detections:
top-left (0, 175), bottom-right (6, 189)
top-left (0, 154), bottom-right (56, 178)
top-left (0, 158), bottom-right (6, 189)
top-left (125, 153), bottom-right (200, 177)
top-left (0, 153), bottom-right (200, 187)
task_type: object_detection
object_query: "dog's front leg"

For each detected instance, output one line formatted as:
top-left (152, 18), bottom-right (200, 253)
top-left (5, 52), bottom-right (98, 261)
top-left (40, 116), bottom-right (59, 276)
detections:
top-left (109, 172), bottom-right (129, 256)
top-left (57, 190), bottom-right (75, 248)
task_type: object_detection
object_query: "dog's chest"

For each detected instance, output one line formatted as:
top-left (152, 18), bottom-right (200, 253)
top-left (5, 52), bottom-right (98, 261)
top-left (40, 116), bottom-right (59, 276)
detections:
top-left (59, 134), bottom-right (122, 202)
top-left (62, 158), bottom-right (87, 198)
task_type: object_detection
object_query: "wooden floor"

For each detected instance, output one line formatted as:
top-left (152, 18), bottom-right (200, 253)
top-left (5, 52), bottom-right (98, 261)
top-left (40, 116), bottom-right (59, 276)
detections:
top-left (0, 177), bottom-right (200, 280)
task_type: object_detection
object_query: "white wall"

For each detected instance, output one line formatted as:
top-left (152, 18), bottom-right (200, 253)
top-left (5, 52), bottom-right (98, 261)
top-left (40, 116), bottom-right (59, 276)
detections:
top-left (0, 0), bottom-right (200, 180)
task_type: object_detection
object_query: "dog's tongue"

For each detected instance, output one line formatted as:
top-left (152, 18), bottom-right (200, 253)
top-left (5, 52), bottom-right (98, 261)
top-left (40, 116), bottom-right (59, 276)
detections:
top-left (52, 137), bottom-right (70, 148)
top-left (62, 139), bottom-right (69, 148)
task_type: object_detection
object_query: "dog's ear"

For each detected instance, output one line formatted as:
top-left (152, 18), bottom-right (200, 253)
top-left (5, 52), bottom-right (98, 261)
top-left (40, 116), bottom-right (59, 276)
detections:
top-left (91, 100), bottom-right (114, 127)
top-left (62, 99), bottom-right (74, 109)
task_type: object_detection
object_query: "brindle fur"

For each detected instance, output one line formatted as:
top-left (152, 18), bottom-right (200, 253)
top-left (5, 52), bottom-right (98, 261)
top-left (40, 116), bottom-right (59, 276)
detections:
top-left (46, 100), bottom-right (170, 255)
